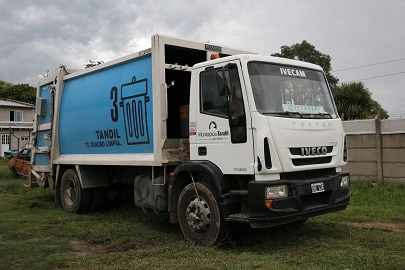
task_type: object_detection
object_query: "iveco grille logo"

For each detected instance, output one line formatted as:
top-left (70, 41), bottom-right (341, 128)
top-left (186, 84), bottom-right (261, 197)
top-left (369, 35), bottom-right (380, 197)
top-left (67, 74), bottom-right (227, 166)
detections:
top-left (301, 147), bottom-right (328, 156)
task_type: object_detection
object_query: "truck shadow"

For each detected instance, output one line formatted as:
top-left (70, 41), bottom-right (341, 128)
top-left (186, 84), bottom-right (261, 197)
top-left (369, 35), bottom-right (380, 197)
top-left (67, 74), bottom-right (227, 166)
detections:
top-left (90, 196), bottom-right (345, 250)
top-left (221, 220), bottom-right (344, 250)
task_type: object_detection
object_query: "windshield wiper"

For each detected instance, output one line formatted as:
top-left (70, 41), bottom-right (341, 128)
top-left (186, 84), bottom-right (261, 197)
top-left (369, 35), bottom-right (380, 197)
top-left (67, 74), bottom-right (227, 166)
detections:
top-left (263, 111), bottom-right (303, 118)
top-left (300, 112), bottom-right (333, 119)
top-left (263, 111), bottom-right (333, 119)
top-left (317, 112), bottom-right (332, 118)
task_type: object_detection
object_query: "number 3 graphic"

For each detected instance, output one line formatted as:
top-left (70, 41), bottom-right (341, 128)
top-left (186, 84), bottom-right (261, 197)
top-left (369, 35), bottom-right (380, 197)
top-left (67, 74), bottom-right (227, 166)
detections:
top-left (110, 86), bottom-right (119, 122)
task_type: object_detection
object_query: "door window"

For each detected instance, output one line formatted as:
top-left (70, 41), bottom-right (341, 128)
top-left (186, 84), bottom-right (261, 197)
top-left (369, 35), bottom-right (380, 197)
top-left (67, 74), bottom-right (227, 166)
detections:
top-left (200, 65), bottom-right (247, 143)
top-left (200, 69), bottom-right (228, 117)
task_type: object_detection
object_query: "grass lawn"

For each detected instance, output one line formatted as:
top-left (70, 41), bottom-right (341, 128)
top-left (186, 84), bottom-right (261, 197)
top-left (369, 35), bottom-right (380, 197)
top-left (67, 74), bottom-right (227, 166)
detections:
top-left (0, 158), bottom-right (404, 269)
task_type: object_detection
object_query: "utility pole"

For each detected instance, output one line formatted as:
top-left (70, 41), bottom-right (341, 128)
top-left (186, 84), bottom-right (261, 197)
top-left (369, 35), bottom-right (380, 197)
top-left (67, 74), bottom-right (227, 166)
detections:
top-left (9, 127), bottom-right (12, 150)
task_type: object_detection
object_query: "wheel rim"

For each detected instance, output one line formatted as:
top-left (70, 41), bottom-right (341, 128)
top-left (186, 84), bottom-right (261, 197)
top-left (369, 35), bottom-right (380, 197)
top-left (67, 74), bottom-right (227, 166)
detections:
top-left (63, 179), bottom-right (75, 206)
top-left (185, 196), bottom-right (211, 233)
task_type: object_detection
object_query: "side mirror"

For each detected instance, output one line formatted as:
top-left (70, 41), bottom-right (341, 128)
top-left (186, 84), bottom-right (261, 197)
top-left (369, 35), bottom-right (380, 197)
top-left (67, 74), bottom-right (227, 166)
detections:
top-left (216, 70), bottom-right (231, 97)
top-left (216, 63), bottom-right (238, 97)
top-left (230, 116), bottom-right (239, 127)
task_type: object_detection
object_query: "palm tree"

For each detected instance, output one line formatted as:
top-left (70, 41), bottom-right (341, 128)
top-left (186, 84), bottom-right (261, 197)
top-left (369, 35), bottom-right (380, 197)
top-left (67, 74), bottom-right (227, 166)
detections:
top-left (335, 82), bottom-right (374, 120)
top-left (371, 100), bottom-right (389, 119)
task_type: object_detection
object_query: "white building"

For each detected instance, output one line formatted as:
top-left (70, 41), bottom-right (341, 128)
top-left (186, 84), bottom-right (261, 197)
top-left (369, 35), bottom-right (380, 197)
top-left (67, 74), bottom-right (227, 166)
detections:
top-left (0, 99), bottom-right (34, 157)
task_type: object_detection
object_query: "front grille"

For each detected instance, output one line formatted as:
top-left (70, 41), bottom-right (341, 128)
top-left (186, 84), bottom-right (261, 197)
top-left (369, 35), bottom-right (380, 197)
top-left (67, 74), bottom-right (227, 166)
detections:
top-left (292, 156), bottom-right (332, 166)
top-left (281, 168), bottom-right (336, 180)
top-left (290, 146), bottom-right (333, 156)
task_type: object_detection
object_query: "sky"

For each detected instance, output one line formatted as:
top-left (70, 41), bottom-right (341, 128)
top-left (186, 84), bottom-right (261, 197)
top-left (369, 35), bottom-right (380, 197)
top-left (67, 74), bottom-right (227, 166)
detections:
top-left (1, 0), bottom-right (404, 117)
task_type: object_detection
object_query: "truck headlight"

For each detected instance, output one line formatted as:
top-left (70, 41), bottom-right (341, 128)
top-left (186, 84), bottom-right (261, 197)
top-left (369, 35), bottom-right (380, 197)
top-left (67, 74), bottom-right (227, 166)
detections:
top-left (341, 176), bottom-right (350, 188)
top-left (265, 185), bottom-right (288, 199)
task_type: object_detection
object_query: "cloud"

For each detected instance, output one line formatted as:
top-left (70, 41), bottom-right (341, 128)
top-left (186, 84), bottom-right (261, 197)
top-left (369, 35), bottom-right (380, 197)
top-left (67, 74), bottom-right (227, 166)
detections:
top-left (1, 0), bottom-right (404, 116)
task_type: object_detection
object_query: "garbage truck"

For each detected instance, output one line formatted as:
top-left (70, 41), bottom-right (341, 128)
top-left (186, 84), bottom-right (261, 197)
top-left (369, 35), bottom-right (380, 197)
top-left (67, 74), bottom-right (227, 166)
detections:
top-left (31, 34), bottom-right (350, 245)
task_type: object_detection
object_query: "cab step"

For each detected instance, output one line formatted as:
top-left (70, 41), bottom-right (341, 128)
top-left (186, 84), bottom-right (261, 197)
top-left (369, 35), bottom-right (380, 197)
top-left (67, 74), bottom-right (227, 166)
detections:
top-left (226, 213), bottom-right (250, 223)
top-left (229, 190), bottom-right (249, 196)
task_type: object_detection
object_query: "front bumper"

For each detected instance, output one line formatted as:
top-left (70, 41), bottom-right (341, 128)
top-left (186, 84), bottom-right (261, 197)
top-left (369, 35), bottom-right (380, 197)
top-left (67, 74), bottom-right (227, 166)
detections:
top-left (247, 171), bottom-right (350, 228)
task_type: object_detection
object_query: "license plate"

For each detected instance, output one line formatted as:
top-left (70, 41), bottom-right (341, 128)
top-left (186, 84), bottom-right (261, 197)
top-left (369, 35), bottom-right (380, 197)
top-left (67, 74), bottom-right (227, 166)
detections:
top-left (311, 182), bottom-right (325, 193)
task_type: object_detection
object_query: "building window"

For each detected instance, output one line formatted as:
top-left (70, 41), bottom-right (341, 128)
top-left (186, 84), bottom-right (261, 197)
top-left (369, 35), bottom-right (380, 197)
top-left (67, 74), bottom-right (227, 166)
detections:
top-left (21, 136), bottom-right (29, 142)
top-left (10, 111), bottom-right (23, 122)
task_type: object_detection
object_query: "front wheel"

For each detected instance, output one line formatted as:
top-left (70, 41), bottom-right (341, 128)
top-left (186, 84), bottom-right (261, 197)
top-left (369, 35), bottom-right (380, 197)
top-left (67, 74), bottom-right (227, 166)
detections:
top-left (60, 169), bottom-right (91, 214)
top-left (177, 182), bottom-right (228, 245)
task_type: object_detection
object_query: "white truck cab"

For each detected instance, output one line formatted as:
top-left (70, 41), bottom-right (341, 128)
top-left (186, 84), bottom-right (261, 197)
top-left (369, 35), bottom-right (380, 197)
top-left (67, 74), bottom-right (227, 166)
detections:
top-left (180, 53), bottom-right (350, 231)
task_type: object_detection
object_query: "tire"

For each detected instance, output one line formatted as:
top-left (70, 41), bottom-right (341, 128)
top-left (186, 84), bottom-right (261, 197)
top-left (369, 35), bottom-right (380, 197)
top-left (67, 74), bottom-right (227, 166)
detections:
top-left (60, 169), bottom-right (91, 214)
top-left (177, 182), bottom-right (229, 246)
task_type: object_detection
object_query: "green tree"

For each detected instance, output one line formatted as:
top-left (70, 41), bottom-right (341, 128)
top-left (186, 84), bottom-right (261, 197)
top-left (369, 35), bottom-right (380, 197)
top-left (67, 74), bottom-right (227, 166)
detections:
top-left (0, 81), bottom-right (36, 104)
top-left (335, 82), bottom-right (388, 120)
top-left (0, 80), bottom-right (13, 93)
top-left (371, 100), bottom-right (389, 119)
top-left (271, 40), bottom-right (339, 86)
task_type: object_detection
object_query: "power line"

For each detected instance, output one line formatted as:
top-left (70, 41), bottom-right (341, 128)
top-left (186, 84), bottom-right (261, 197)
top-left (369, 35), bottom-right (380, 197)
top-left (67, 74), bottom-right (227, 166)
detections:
top-left (340, 71), bottom-right (405, 84)
top-left (334, 58), bottom-right (405, 72)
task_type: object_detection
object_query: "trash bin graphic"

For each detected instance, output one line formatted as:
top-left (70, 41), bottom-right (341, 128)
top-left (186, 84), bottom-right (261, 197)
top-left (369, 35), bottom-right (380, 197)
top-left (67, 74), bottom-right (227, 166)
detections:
top-left (120, 76), bottom-right (150, 145)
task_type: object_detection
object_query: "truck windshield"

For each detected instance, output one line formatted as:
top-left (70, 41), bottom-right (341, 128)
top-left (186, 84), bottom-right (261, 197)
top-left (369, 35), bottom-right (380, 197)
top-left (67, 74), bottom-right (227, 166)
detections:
top-left (248, 62), bottom-right (338, 119)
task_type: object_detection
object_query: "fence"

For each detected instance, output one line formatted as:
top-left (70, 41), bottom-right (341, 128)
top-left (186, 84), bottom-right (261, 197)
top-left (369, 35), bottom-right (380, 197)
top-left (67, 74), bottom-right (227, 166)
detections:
top-left (343, 118), bottom-right (405, 183)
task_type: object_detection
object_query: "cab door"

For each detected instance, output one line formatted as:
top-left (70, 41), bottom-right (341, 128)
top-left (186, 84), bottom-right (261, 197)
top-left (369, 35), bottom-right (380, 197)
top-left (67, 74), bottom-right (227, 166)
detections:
top-left (193, 61), bottom-right (254, 175)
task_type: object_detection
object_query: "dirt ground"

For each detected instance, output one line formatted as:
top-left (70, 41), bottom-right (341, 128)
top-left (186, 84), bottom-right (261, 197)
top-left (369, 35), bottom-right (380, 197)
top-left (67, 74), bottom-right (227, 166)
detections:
top-left (71, 239), bottom-right (161, 256)
top-left (71, 222), bottom-right (404, 255)
top-left (344, 222), bottom-right (405, 232)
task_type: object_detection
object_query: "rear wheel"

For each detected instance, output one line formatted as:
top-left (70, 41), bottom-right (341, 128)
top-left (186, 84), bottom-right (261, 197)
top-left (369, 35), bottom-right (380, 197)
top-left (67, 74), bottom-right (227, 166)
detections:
top-left (177, 182), bottom-right (228, 245)
top-left (60, 169), bottom-right (91, 214)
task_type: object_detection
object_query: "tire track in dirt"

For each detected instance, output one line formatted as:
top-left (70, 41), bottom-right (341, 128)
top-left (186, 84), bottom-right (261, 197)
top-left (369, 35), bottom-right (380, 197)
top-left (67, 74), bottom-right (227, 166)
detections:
top-left (343, 222), bottom-right (405, 232)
